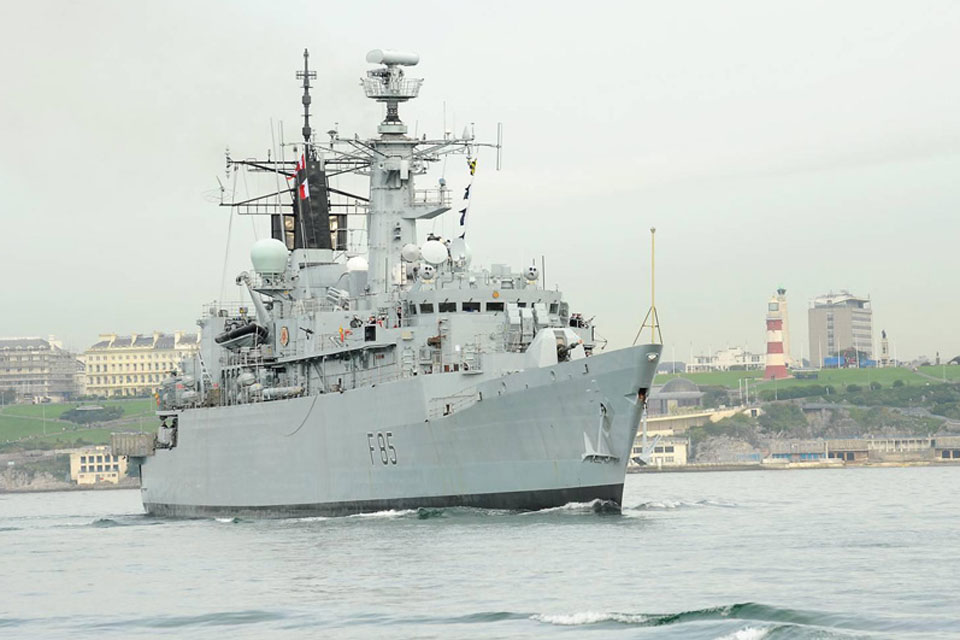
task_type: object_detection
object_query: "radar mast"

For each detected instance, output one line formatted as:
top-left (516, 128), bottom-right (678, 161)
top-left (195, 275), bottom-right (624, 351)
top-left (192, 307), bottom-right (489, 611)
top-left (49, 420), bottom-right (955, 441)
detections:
top-left (297, 48), bottom-right (317, 143)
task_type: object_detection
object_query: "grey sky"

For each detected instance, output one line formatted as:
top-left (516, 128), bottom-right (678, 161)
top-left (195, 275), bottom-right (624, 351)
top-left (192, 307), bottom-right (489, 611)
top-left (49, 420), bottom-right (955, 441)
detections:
top-left (1, 1), bottom-right (958, 361)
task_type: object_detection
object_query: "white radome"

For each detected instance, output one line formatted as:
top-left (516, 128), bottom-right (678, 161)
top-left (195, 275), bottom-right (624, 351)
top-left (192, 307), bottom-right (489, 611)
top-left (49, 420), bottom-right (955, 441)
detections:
top-left (346, 256), bottom-right (369, 272)
top-left (250, 239), bottom-right (289, 274)
top-left (400, 243), bottom-right (421, 262)
top-left (421, 240), bottom-right (449, 265)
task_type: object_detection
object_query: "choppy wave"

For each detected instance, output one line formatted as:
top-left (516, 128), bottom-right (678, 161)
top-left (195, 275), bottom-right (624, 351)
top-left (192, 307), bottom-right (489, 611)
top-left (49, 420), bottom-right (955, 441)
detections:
top-left (214, 517), bottom-right (241, 524)
top-left (286, 501), bottom-right (624, 522)
top-left (521, 499), bottom-right (622, 515)
top-left (347, 509), bottom-right (418, 519)
top-left (90, 518), bottom-right (123, 527)
top-left (0, 617), bottom-right (28, 628)
top-left (715, 626), bottom-right (773, 640)
top-left (632, 498), bottom-right (738, 510)
top-left (89, 609), bottom-right (290, 630)
top-left (292, 515), bottom-right (330, 523)
top-left (531, 611), bottom-right (648, 625)
top-left (526, 602), bottom-right (889, 636)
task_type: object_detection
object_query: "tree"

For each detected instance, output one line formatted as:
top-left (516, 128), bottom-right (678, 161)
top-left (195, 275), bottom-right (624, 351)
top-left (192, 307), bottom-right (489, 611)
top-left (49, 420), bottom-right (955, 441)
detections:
top-left (758, 404), bottom-right (808, 434)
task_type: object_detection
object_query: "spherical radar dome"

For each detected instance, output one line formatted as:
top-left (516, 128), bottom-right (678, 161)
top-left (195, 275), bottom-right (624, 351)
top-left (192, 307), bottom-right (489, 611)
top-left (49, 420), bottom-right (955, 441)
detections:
top-left (400, 243), bottom-right (421, 263)
top-left (421, 240), bottom-right (449, 265)
top-left (250, 239), bottom-right (289, 274)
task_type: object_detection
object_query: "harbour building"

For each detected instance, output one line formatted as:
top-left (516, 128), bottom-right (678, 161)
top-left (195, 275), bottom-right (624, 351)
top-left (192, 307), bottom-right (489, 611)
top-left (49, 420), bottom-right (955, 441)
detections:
top-left (83, 332), bottom-right (199, 397)
top-left (69, 446), bottom-right (129, 484)
top-left (0, 336), bottom-right (80, 402)
top-left (808, 291), bottom-right (873, 368)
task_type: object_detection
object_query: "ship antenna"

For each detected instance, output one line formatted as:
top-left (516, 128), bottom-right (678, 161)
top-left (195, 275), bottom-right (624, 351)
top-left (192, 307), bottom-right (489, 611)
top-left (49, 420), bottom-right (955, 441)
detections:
top-left (296, 48), bottom-right (317, 144)
top-left (633, 227), bottom-right (663, 345)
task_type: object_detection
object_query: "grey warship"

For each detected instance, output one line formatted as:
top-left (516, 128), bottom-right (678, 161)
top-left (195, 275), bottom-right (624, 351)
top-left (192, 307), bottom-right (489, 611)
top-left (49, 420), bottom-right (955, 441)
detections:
top-left (120, 49), bottom-right (662, 517)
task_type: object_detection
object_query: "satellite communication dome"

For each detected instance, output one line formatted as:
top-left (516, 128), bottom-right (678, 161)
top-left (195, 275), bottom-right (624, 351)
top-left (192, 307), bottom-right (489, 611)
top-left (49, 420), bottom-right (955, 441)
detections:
top-left (400, 243), bottom-right (421, 262)
top-left (525, 264), bottom-right (540, 281)
top-left (421, 240), bottom-right (449, 265)
top-left (346, 256), bottom-right (369, 272)
top-left (250, 239), bottom-right (289, 275)
top-left (420, 264), bottom-right (436, 281)
top-left (449, 238), bottom-right (472, 265)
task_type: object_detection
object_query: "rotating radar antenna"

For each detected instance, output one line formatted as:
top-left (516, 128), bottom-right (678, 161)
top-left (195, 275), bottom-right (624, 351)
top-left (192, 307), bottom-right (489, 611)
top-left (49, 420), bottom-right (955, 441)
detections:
top-left (362, 49), bottom-right (423, 135)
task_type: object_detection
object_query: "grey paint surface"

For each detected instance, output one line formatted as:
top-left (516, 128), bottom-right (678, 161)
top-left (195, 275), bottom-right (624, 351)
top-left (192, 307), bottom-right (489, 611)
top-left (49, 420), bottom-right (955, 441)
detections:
top-left (140, 345), bottom-right (660, 516)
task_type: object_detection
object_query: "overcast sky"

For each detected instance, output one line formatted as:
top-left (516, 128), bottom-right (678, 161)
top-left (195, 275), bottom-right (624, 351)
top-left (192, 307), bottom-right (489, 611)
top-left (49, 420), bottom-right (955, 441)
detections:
top-left (1, 1), bottom-right (958, 361)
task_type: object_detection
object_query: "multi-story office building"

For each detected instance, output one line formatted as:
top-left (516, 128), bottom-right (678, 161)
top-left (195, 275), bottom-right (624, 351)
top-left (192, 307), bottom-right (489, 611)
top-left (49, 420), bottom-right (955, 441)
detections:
top-left (83, 332), bottom-right (199, 397)
top-left (0, 336), bottom-right (80, 402)
top-left (808, 291), bottom-right (873, 367)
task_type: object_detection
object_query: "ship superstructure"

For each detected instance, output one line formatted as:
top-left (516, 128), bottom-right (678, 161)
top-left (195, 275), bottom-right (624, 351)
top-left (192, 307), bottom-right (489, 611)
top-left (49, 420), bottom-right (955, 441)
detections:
top-left (118, 49), bottom-right (662, 516)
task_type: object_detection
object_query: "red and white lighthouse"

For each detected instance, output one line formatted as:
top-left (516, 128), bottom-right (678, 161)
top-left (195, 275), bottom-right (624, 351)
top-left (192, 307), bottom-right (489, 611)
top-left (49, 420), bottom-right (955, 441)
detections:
top-left (764, 288), bottom-right (791, 380)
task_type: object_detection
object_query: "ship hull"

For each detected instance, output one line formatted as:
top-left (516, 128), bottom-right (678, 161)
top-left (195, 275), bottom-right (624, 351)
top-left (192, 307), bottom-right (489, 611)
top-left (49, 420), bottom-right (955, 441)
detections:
top-left (139, 344), bottom-right (661, 517)
top-left (144, 483), bottom-right (624, 517)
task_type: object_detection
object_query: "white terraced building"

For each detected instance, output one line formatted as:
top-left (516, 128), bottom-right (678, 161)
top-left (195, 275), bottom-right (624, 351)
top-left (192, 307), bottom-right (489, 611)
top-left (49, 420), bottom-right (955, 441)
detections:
top-left (685, 347), bottom-right (764, 373)
top-left (83, 332), bottom-right (199, 398)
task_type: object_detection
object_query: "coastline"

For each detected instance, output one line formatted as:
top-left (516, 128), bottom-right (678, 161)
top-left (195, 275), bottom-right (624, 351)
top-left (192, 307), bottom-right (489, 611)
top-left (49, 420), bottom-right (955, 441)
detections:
top-left (630, 459), bottom-right (960, 473)
top-left (0, 479), bottom-right (140, 495)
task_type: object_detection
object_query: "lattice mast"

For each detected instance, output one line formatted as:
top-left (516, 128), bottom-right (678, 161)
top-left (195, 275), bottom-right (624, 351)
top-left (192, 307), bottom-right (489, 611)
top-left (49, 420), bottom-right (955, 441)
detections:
top-left (634, 227), bottom-right (663, 345)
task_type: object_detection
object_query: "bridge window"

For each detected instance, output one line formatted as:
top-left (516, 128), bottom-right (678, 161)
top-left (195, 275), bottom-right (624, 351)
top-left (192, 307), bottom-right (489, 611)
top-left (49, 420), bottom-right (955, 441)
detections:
top-left (420, 303), bottom-right (434, 314)
top-left (486, 302), bottom-right (504, 312)
top-left (549, 303), bottom-right (559, 314)
top-left (462, 302), bottom-right (480, 312)
top-left (438, 302), bottom-right (457, 313)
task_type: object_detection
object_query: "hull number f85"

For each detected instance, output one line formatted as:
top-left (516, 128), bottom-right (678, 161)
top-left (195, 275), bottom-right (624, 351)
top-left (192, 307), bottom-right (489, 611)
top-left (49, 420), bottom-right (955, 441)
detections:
top-left (367, 432), bottom-right (398, 465)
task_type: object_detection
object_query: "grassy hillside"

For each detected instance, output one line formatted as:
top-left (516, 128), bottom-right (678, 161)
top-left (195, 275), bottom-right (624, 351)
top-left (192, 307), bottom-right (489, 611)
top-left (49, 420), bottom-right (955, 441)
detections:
top-left (917, 364), bottom-right (960, 381)
top-left (655, 366), bottom-right (932, 390)
top-left (0, 399), bottom-right (155, 450)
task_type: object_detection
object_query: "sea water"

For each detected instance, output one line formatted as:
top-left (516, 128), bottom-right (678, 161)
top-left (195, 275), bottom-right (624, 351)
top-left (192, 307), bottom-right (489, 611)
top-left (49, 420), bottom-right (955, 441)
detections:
top-left (1, 466), bottom-right (958, 639)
